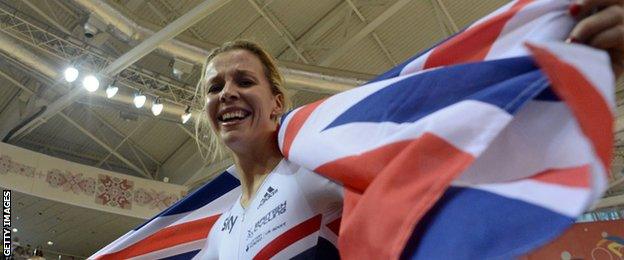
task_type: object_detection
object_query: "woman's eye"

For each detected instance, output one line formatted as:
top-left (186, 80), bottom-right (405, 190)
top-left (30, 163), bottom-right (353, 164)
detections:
top-left (208, 84), bottom-right (223, 93)
top-left (239, 79), bottom-right (254, 87)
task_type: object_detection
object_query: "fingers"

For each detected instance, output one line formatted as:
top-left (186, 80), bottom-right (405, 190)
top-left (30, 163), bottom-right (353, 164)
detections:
top-left (588, 25), bottom-right (624, 48)
top-left (572, 0), bottom-right (624, 79)
top-left (569, 5), bottom-right (623, 42)
top-left (595, 28), bottom-right (624, 78)
top-left (610, 51), bottom-right (624, 77)
top-left (572, 0), bottom-right (623, 18)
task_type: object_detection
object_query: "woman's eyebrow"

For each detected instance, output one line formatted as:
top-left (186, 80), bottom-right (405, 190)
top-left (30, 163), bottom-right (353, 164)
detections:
top-left (208, 73), bottom-right (223, 83)
top-left (208, 69), bottom-right (256, 82)
top-left (234, 69), bottom-right (257, 79)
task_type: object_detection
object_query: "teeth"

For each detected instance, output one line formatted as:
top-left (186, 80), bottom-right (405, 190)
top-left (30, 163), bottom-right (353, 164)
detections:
top-left (221, 110), bottom-right (247, 121)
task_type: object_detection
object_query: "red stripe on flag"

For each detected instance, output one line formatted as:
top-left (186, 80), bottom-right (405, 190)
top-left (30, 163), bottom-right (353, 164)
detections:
top-left (527, 43), bottom-right (613, 177)
top-left (96, 214), bottom-right (221, 260)
top-left (282, 99), bottom-right (325, 159)
top-left (531, 165), bottom-right (591, 188)
top-left (253, 214), bottom-right (322, 260)
top-left (316, 133), bottom-right (474, 259)
top-left (315, 141), bottom-right (413, 191)
top-left (423, 0), bottom-right (533, 69)
top-left (327, 217), bottom-right (341, 235)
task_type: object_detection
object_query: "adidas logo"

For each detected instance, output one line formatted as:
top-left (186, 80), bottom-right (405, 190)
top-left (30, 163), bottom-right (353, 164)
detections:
top-left (257, 186), bottom-right (278, 209)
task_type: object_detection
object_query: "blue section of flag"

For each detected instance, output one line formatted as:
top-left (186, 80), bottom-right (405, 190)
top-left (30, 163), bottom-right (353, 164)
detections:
top-left (324, 57), bottom-right (548, 131)
top-left (403, 186), bottom-right (574, 259)
top-left (134, 172), bottom-right (240, 230)
top-left (162, 172), bottom-right (240, 216)
top-left (158, 249), bottom-right (201, 260)
top-left (533, 88), bottom-right (561, 101)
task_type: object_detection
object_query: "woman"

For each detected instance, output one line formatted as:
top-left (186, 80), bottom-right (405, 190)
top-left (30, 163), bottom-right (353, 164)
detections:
top-left (193, 1), bottom-right (624, 259)
top-left (194, 41), bottom-right (343, 259)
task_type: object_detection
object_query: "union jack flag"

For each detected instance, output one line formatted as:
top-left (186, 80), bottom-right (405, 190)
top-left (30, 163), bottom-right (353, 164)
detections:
top-left (91, 0), bottom-right (615, 259)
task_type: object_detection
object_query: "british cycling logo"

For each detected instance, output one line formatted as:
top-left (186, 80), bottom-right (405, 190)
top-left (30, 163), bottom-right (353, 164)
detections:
top-left (221, 215), bottom-right (238, 234)
top-left (247, 201), bottom-right (287, 241)
top-left (257, 186), bottom-right (278, 209)
top-left (246, 201), bottom-right (287, 251)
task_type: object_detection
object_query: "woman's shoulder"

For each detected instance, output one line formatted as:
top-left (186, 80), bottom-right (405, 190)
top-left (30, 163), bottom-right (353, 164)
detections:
top-left (272, 158), bottom-right (301, 176)
top-left (275, 159), bottom-right (341, 186)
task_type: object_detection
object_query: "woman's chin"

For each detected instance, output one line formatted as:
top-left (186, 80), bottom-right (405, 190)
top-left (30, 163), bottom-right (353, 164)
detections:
top-left (220, 131), bottom-right (250, 150)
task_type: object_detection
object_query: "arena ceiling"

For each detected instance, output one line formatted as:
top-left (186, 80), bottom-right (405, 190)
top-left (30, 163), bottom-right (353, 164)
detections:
top-left (0, 0), bottom-right (623, 256)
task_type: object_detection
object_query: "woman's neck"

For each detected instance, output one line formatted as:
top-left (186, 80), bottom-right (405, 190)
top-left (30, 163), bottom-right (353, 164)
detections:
top-left (232, 133), bottom-right (283, 208)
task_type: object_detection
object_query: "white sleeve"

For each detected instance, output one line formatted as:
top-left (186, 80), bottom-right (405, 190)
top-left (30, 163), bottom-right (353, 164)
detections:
top-left (294, 166), bottom-right (343, 214)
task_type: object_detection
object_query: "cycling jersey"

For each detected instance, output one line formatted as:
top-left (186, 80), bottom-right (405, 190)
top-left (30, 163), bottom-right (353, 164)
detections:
top-left (194, 159), bottom-right (343, 259)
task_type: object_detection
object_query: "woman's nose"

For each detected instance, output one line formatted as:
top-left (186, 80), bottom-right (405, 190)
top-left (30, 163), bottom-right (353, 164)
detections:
top-left (219, 82), bottom-right (239, 102)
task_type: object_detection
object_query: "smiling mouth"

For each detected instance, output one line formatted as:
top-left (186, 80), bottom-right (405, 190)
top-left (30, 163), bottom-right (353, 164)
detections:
top-left (217, 109), bottom-right (251, 126)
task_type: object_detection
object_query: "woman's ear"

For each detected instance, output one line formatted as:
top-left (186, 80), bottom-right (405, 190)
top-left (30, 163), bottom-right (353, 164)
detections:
top-left (271, 93), bottom-right (285, 119)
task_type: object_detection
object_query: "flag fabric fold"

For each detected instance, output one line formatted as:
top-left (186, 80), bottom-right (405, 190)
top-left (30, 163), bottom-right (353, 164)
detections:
top-left (91, 0), bottom-right (615, 259)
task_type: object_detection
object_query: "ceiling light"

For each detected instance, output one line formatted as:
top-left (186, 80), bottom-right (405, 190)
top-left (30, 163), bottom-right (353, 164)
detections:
top-left (82, 75), bottom-right (100, 92)
top-left (172, 67), bottom-right (183, 79)
top-left (12, 228), bottom-right (17, 232)
top-left (151, 97), bottom-right (163, 116)
top-left (47, 241), bottom-right (53, 246)
top-left (133, 91), bottom-right (146, 108)
top-left (64, 67), bottom-right (79, 82)
top-left (181, 106), bottom-right (191, 124)
top-left (106, 84), bottom-right (118, 99)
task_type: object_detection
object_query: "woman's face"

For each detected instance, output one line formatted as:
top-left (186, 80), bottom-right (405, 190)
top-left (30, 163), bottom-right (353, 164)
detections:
top-left (205, 49), bottom-right (283, 150)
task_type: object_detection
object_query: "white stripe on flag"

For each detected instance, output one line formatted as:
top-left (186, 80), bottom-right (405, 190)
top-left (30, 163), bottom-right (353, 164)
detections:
top-left (91, 187), bottom-right (239, 258)
top-left (485, 0), bottom-right (573, 60)
top-left (288, 100), bottom-right (511, 169)
top-left (457, 179), bottom-right (591, 217)
top-left (458, 101), bottom-right (594, 183)
top-left (529, 42), bottom-right (615, 110)
top-left (129, 239), bottom-right (206, 260)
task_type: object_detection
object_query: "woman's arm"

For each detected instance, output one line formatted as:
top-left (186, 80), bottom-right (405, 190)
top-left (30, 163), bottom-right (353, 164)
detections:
top-left (569, 0), bottom-right (624, 77)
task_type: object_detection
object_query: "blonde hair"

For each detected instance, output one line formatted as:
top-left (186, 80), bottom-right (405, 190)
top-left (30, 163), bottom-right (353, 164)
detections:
top-left (194, 40), bottom-right (292, 161)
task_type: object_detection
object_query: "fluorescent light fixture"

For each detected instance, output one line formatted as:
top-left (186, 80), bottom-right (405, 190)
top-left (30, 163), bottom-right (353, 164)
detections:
top-left (181, 106), bottom-right (191, 124)
top-left (172, 67), bottom-right (183, 79)
top-left (106, 85), bottom-right (118, 98)
top-left (64, 67), bottom-right (79, 82)
top-left (134, 91), bottom-right (146, 108)
top-left (151, 97), bottom-right (163, 116)
top-left (82, 75), bottom-right (100, 92)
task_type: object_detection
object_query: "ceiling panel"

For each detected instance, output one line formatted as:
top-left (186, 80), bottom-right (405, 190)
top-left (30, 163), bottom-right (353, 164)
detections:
top-left (191, 0), bottom-right (260, 43)
top-left (332, 36), bottom-right (391, 74)
top-left (27, 116), bottom-right (107, 157)
top-left (238, 15), bottom-right (290, 58)
top-left (356, 0), bottom-right (402, 26)
top-left (309, 9), bottom-right (367, 67)
top-left (375, 0), bottom-right (447, 66)
top-left (441, 0), bottom-right (510, 29)
top-left (0, 78), bottom-right (21, 115)
top-left (263, 0), bottom-right (340, 41)
top-left (133, 120), bottom-right (189, 162)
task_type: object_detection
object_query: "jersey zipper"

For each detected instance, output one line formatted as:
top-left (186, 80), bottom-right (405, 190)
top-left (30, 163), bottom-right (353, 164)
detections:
top-left (238, 212), bottom-right (245, 260)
